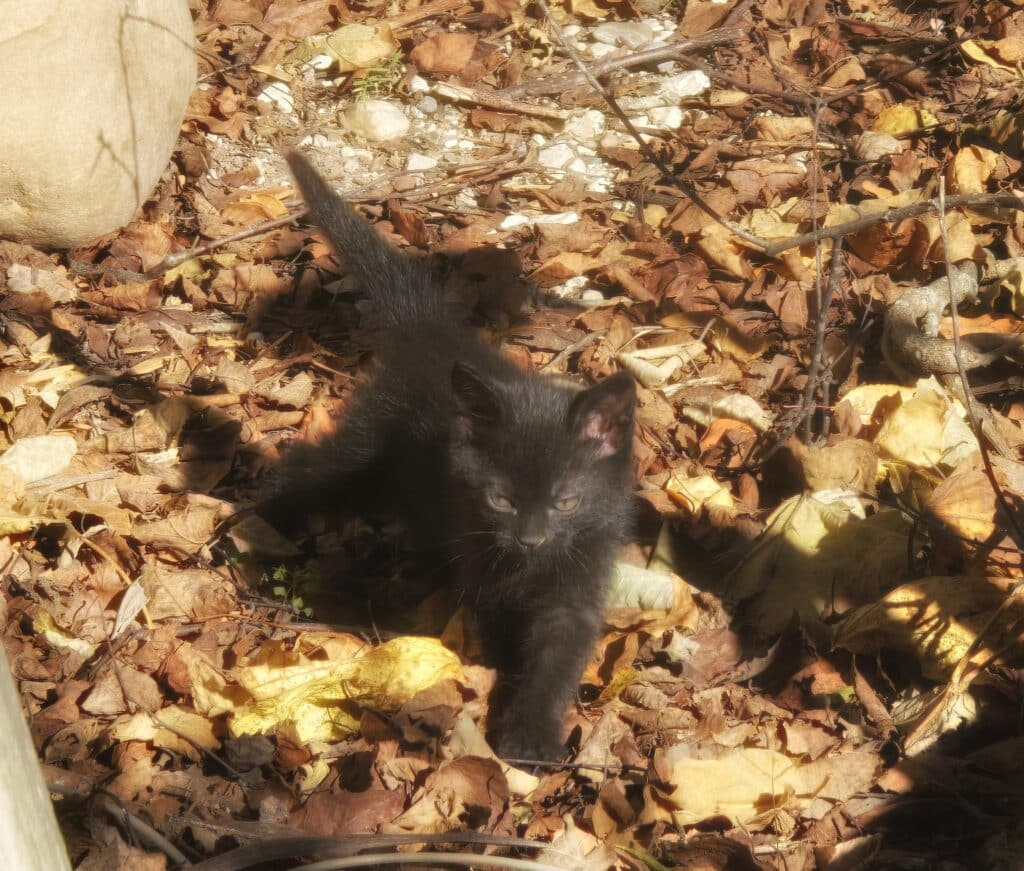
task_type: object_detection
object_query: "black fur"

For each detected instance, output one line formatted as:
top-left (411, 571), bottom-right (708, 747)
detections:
top-left (266, 151), bottom-right (636, 759)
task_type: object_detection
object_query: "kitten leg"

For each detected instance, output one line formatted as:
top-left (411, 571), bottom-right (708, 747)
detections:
top-left (495, 605), bottom-right (602, 761)
top-left (258, 413), bottom-right (381, 532)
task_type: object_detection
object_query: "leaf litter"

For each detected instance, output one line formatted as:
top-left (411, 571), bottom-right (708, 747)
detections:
top-left (3, 0), bottom-right (1024, 869)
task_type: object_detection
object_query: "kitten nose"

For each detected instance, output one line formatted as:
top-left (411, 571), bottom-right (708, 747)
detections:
top-left (515, 531), bottom-right (546, 548)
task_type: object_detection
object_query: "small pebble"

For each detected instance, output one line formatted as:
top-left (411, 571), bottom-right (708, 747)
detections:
top-left (419, 95), bottom-right (439, 114)
top-left (566, 157), bottom-right (588, 174)
top-left (648, 106), bottom-right (684, 129)
top-left (539, 142), bottom-right (575, 169)
top-left (406, 153), bottom-right (438, 172)
top-left (658, 71), bottom-right (712, 103)
top-left (344, 99), bottom-right (410, 141)
top-left (256, 82), bottom-right (295, 114)
top-left (590, 43), bottom-right (617, 59)
top-left (304, 53), bottom-right (335, 71)
top-left (581, 289), bottom-right (605, 302)
top-left (561, 24), bottom-right (582, 37)
top-left (409, 75), bottom-right (430, 93)
top-left (563, 108), bottom-right (606, 143)
top-left (298, 133), bottom-right (329, 148)
top-left (592, 21), bottom-right (655, 49)
top-left (392, 175), bottom-right (417, 192)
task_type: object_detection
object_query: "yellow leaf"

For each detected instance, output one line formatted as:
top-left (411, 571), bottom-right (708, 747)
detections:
top-left (647, 744), bottom-right (878, 828)
top-left (874, 105), bottom-right (939, 135)
top-left (834, 576), bottom-right (1019, 680)
top-left (230, 636), bottom-right (461, 743)
top-left (110, 705), bottom-right (218, 761)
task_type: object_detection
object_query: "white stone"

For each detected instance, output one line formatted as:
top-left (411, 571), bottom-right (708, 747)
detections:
top-left (257, 81), bottom-right (295, 114)
top-left (592, 21), bottom-right (655, 49)
top-left (563, 109), bottom-right (606, 143)
top-left (6, 264), bottom-right (77, 302)
top-left (0, 0), bottom-right (195, 247)
top-left (409, 75), bottom-right (431, 93)
top-left (458, 139), bottom-right (476, 151)
top-left (581, 289), bottom-right (605, 302)
top-left (658, 71), bottom-right (712, 103)
top-left (443, 137), bottom-right (460, 149)
top-left (657, 60), bottom-right (677, 74)
top-left (0, 434), bottom-right (77, 484)
top-left (298, 133), bottom-right (329, 148)
top-left (406, 153), bottom-right (438, 172)
top-left (500, 214), bottom-right (531, 230)
top-left (648, 106), bottom-right (684, 129)
top-left (344, 99), bottom-right (410, 141)
top-left (854, 132), bottom-right (904, 160)
top-left (419, 95), bottom-right (439, 114)
top-left (590, 43), bottom-right (617, 59)
top-left (539, 142), bottom-right (576, 169)
top-left (561, 24), bottom-right (582, 37)
top-left (566, 157), bottom-right (588, 174)
top-left (305, 53), bottom-right (335, 71)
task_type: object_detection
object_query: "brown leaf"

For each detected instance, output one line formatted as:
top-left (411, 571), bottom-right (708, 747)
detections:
top-left (409, 32), bottom-right (479, 76)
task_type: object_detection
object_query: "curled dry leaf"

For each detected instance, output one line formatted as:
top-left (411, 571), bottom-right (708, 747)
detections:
top-left (195, 635), bottom-right (461, 744)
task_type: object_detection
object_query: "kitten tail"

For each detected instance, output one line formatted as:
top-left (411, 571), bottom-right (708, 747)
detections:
top-left (285, 150), bottom-right (445, 329)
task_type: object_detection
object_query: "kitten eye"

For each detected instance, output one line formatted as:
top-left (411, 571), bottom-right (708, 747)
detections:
top-left (552, 494), bottom-right (580, 513)
top-left (487, 491), bottom-right (516, 511)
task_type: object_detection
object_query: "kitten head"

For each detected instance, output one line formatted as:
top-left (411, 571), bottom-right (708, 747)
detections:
top-left (449, 363), bottom-right (635, 559)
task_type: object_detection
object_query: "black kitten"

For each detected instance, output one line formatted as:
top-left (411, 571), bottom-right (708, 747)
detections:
top-left (265, 151), bottom-right (636, 760)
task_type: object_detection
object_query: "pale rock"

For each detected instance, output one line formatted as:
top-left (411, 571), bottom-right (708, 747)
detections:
top-left (499, 212), bottom-right (579, 231)
top-left (419, 95), bottom-right (439, 114)
top-left (564, 109), bottom-right (606, 143)
top-left (406, 153), bottom-right (438, 172)
top-left (257, 82), bottom-right (295, 114)
top-left (648, 106), bottom-right (684, 129)
top-left (659, 70), bottom-right (712, 102)
top-left (458, 139), bottom-right (476, 151)
top-left (344, 99), bottom-right (410, 141)
top-left (444, 137), bottom-right (460, 149)
top-left (304, 53), bottom-right (335, 71)
top-left (6, 264), bottom-right (77, 303)
top-left (409, 75), bottom-right (431, 93)
top-left (298, 133), bottom-right (329, 148)
top-left (590, 43), bottom-right (617, 59)
top-left (581, 289), bottom-right (605, 302)
top-left (552, 275), bottom-right (590, 298)
top-left (531, 133), bottom-right (548, 146)
top-left (0, 434), bottom-right (77, 484)
top-left (561, 24), bottom-right (582, 37)
top-left (855, 131), bottom-right (904, 161)
top-left (0, 0), bottom-right (195, 247)
top-left (657, 60), bottom-right (677, 74)
top-left (539, 142), bottom-right (576, 170)
top-left (592, 21), bottom-right (655, 49)
top-left (566, 157), bottom-right (588, 175)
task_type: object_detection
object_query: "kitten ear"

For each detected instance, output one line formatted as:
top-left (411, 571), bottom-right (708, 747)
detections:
top-left (451, 363), bottom-right (502, 424)
top-left (568, 372), bottom-right (636, 458)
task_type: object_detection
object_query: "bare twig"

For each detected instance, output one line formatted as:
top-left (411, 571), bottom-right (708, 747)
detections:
top-left (935, 179), bottom-right (1024, 544)
top-left (761, 192), bottom-right (1024, 258)
top-left (296, 854), bottom-right (573, 871)
top-left (801, 240), bottom-right (845, 443)
top-left (434, 82), bottom-right (568, 120)
top-left (95, 793), bottom-right (191, 866)
top-left (499, 27), bottom-right (742, 99)
top-left (190, 833), bottom-right (580, 871)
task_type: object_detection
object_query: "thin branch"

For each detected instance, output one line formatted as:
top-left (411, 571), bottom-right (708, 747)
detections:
top-left (935, 179), bottom-right (1024, 545)
top-left (761, 192), bottom-right (1024, 258)
top-left (95, 793), bottom-right (191, 867)
top-left (295, 853), bottom-right (574, 871)
top-left (499, 26), bottom-right (743, 99)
